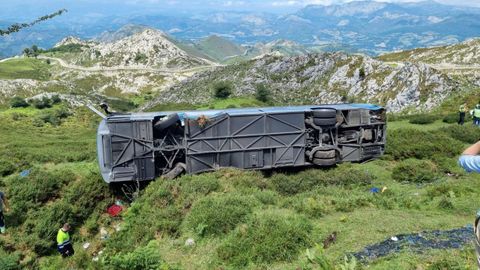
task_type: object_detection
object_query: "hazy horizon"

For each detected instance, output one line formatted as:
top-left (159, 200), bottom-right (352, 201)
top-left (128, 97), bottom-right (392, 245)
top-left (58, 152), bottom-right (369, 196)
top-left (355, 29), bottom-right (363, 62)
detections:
top-left (2, 0), bottom-right (480, 21)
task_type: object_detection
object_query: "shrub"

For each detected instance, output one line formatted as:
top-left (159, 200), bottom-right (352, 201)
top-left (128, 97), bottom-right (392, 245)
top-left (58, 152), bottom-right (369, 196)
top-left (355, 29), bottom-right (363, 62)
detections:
top-left (0, 159), bottom-right (16, 176)
top-left (386, 129), bottom-right (463, 160)
top-left (439, 124), bottom-right (480, 144)
top-left (31, 97), bottom-right (52, 109)
top-left (442, 113), bottom-right (459, 124)
top-left (0, 250), bottom-right (21, 270)
top-left (213, 81), bottom-right (232, 99)
top-left (182, 175), bottom-right (220, 195)
top-left (183, 194), bottom-right (255, 237)
top-left (10, 96), bottom-right (29, 108)
top-left (50, 95), bottom-right (61, 104)
top-left (106, 181), bottom-right (183, 253)
top-left (392, 159), bottom-right (439, 183)
top-left (217, 211), bottom-right (312, 266)
top-left (255, 84), bottom-right (271, 103)
top-left (271, 165), bottom-right (373, 195)
top-left (408, 114), bottom-right (439, 125)
top-left (104, 241), bottom-right (169, 270)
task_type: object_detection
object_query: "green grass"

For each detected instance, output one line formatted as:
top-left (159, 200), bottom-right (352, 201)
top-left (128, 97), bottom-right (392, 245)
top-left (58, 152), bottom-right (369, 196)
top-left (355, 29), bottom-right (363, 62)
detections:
top-left (0, 58), bottom-right (51, 80)
top-left (1, 108), bottom-right (479, 269)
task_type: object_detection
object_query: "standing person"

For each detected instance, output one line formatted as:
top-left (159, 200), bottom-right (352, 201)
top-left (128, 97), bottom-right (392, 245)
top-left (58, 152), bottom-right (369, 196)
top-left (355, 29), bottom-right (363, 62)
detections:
top-left (472, 104), bottom-right (480, 126)
top-left (458, 102), bottom-right (467, 125)
top-left (57, 223), bottom-right (74, 257)
top-left (0, 191), bottom-right (9, 234)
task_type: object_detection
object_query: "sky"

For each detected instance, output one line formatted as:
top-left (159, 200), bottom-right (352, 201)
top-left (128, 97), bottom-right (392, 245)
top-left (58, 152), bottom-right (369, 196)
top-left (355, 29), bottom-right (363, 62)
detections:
top-left (2, 0), bottom-right (480, 20)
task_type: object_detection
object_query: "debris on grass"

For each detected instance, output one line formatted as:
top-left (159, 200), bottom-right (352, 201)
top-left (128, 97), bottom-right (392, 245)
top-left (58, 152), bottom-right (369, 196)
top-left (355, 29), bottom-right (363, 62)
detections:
top-left (353, 226), bottom-right (474, 261)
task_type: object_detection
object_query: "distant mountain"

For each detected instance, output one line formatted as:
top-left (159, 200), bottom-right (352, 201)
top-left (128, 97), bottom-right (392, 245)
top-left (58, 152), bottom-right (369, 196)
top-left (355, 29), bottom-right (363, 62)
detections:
top-left (52, 28), bottom-right (211, 69)
top-left (193, 35), bottom-right (246, 62)
top-left (3, 1), bottom-right (480, 58)
top-left (143, 52), bottom-right (455, 112)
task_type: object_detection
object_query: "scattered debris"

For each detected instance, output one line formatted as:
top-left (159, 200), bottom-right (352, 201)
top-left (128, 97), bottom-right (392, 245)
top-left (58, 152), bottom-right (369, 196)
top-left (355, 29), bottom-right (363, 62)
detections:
top-left (20, 169), bottom-right (31, 177)
top-left (100, 227), bottom-right (109, 240)
top-left (114, 224), bottom-right (121, 232)
top-left (369, 187), bottom-right (380, 193)
top-left (83, 242), bottom-right (90, 249)
top-left (381, 186), bottom-right (388, 193)
top-left (323, 231), bottom-right (337, 249)
top-left (353, 226), bottom-right (474, 261)
top-left (185, 238), bottom-right (195, 247)
top-left (107, 204), bottom-right (123, 217)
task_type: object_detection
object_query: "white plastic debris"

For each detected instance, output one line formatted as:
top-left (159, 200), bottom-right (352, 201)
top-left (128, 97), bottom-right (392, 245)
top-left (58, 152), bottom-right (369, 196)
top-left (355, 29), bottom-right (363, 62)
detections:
top-left (83, 242), bottom-right (90, 249)
top-left (391, 236), bottom-right (399, 241)
top-left (100, 227), bottom-right (109, 240)
top-left (114, 224), bottom-right (121, 232)
top-left (185, 238), bottom-right (195, 247)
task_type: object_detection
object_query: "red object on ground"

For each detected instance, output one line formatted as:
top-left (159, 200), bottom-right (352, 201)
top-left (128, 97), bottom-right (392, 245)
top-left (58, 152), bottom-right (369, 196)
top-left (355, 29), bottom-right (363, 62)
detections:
top-left (107, 204), bottom-right (123, 217)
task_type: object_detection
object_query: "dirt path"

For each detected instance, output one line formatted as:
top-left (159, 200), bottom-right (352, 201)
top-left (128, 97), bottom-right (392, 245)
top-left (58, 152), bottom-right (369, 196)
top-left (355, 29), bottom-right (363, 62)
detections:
top-left (37, 55), bottom-right (220, 74)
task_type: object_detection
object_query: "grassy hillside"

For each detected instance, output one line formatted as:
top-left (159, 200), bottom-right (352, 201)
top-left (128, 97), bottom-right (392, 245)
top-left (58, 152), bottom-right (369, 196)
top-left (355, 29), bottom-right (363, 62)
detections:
top-left (194, 35), bottom-right (246, 62)
top-left (0, 58), bottom-right (51, 80)
top-left (378, 39), bottom-right (480, 65)
top-left (1, 102), bottom-right (480, 269)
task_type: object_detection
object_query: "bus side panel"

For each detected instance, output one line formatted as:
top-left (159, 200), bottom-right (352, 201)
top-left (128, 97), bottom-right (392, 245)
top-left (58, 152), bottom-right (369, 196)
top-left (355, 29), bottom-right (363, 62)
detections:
top-left (186, 112), bottom-right (306, 174)
top-left (107, 120), bottom-right (155, 182)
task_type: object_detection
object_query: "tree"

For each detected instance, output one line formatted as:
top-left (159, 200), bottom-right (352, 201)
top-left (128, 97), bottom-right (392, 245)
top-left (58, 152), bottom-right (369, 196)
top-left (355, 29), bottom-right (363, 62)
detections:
top-left (359, 67), bottom-right (366, 80)
top-left (255, 84), bottom-right (271, 103)
top-left (213, 81), bottom-right (232, 99)
top-left (22, 48), bottom-right (31, 56)
top-left (0, 9), bottom-right (67, 36)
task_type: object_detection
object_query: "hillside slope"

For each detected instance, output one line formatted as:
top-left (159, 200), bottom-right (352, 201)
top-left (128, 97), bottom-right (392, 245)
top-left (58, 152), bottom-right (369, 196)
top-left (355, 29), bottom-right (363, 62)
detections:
top-left (378, 39), bottom-right (480, 65)
top-left (49, 28), bottom-right (212, 69)
top-left (143, 52), bottom-right (456, 112)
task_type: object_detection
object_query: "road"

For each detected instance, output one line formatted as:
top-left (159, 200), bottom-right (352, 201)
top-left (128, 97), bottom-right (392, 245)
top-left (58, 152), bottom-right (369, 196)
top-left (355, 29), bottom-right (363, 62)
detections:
top-left (37, 55), bottom-right (220, 74)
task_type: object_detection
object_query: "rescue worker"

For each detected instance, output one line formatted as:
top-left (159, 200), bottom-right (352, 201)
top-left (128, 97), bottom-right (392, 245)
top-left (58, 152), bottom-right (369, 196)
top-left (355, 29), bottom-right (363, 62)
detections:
top-left (471, 104), bottom-right (480, 126)
top-left (459, 102), bottom-right (467, 125)
top-left (57, 223), bottom-right (74, 257)
top-left (0, 190), bottom-right (10, 234)
top-left (459, 141), bottom-right (480, 268)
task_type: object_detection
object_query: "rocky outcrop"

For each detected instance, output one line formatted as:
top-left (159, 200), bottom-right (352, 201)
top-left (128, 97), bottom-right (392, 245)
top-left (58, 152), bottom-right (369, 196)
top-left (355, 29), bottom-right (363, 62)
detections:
top-left (53, 29), bottom-right (211, 69)
top-left (143, 52), bottom-right (456, 112)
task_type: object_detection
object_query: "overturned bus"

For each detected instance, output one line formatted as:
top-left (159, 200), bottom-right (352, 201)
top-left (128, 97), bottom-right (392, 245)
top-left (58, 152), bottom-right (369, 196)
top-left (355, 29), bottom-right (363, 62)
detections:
top-left (96, 104), bottom-right (386, 183)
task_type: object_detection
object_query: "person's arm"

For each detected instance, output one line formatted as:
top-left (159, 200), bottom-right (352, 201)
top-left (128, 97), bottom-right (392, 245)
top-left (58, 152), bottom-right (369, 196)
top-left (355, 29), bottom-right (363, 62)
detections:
top-left (463, 141), bottom-right (480, 155)
top-left (459, 141), bottom-right (480, 173)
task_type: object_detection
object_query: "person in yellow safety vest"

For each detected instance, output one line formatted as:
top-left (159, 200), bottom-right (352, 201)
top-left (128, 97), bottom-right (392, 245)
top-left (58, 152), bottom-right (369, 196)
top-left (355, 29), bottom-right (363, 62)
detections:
top-left (472, 104), bottom-right (480, 126)
top-left (57, 223), bottom-right (74, 257)
top-left (459, 102), bottom-right (467, 125)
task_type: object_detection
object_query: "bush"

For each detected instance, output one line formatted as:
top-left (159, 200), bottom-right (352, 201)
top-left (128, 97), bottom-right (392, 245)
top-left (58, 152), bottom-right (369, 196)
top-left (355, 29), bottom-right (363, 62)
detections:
top-left (442, 113), bottom-right (459, 124)
top-left (183, 194), bottom-right (255, 237)
top-left (104, 241), bottom-right (169, 270)
top-left (0, 159), bottom-right (16, 176)
top-left (31, 97), bottom-right (52, 109)
top-left (386, 129), bottom-right (464, 160)
top-left (213, 81), bottom-right (232, 99)
top-left (50, 95), bottom-right (61, 104)
top-left (392, 159), bottom-right (440, 183)
top-left (439, 124), bottom-right (480, 144)
top-left (0, 250), bottom-right (21, 270)
top-left (182, 175), bottom-right (220, 195)
top-left (408, 114), bottom-right (439, 125)
top-left (255, 84), bottom-right (271, 103)
top-left (271, 165), bottom-right (373, 195)
top-left (217, 211), bottom-right (312, 266)
top-left (10, 96), bottom-right (29, 108)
